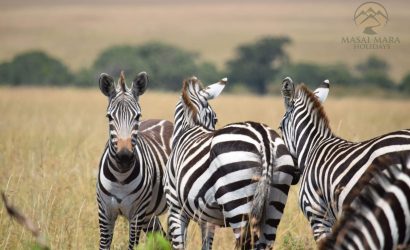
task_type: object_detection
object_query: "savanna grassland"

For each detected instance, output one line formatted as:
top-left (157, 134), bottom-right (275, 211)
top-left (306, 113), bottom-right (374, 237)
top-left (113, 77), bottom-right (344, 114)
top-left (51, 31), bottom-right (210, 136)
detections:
top-left (0, 87), bottom-right (409, 249)
top-left (0, 0), bottom-right (409, 80)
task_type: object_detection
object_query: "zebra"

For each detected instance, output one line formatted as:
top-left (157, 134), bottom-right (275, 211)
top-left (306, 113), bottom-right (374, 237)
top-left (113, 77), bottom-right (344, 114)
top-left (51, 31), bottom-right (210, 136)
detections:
top-left (319, 155), bottom-right (410, 250)
top-left (164, 76), bottom-right (300, 249)
top-left (279, 76), bottom-right (410, 241)
top-left (96, 71), bottom-right (173, 250)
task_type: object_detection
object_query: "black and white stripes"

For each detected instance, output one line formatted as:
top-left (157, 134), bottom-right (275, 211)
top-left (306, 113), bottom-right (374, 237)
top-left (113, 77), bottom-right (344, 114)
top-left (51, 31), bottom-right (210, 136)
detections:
top-left (96, 72), bottom-right (173, 250)
top-left (164, 77), bottom-right (299, 249)
top-left (319, 155), bottom-right (410, 250)
top-left (279, 77), bottom-right (410, 241)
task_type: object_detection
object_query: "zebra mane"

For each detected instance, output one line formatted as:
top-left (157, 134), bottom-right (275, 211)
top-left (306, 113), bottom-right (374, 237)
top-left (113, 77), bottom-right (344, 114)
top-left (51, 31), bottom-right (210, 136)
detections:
top-left (296, 84), bottom-right (330, 129)
top-left (181, 78), bottom-right (204, 124)
top-left (319, 154), bottom-right (409, 249)
top-left (118, 70), bottom-right (127, 92)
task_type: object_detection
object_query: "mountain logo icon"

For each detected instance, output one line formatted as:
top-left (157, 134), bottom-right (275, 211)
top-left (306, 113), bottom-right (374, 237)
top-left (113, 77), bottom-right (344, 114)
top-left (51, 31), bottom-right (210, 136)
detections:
top-left (354, 2), bottom-right (388, 35)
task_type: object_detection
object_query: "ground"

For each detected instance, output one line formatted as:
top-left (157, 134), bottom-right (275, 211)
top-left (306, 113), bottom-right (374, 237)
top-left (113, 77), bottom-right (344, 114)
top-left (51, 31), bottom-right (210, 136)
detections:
top-left (0, 87), bottom-right (409, 249)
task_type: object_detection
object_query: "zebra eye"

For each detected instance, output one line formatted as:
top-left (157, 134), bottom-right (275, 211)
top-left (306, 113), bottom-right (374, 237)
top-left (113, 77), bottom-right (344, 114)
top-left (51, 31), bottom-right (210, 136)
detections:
top-left (106, 114), bottom-right (113, 121)
top-left (136, 114), bottom-right (142, 121)
top-left (214, 117), bottom-right (218, 124)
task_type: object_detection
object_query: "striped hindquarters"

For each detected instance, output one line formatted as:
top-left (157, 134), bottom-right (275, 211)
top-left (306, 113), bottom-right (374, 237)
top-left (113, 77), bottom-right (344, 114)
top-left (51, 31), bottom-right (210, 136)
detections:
top-left (167, 121), bottom-right (298, 249)
top-left (319, 155), bottom-right (410, 250)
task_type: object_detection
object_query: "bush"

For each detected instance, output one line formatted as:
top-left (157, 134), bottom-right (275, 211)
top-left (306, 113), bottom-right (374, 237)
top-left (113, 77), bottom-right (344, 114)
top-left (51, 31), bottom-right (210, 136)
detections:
top-left (278, 62), bottom-right (355, 89)
top-left (355, 55), bottom-right (394, 89)
top-left (399, 73), bottom-right (410, 93)
top-left (0, 51), bottom-right (72, 86)
top-left (227, 36), bottom-right (291, 94)
top-left (90, 42), bottom-right (207, 91)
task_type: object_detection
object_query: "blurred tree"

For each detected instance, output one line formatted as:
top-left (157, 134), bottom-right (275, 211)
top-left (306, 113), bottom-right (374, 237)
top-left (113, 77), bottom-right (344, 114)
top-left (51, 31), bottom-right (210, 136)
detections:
top-left (89, 42), bottom-right (219, 91)
top-left (226, 36), bottom-right (291, 94)
top-left (0, 51), bottom-right (72, 85)
top-left (278, 62), bottom-right (355, 89)
top-left (355, 55), bottom-right (394, 88)
top-left (399, 73), bottom-right (410, 93)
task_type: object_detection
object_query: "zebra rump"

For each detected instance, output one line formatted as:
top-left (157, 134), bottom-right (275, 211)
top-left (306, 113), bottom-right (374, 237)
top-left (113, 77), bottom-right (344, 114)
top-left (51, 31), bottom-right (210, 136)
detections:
top-left (165, 77), bottom-right (300, 249)
top-left (319, 154), bottom-right (410, 250)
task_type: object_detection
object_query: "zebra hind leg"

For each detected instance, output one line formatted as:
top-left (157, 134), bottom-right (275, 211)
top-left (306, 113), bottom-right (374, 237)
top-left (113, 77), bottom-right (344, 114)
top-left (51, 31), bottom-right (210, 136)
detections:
top-left (143, 216), bottom-right (165, 236)
top-left (231, 219), bottom-right (257, 250)
top-left (200, 222), bottom-right (216, 250)
top-left (168, 207), bottom-right (190, 249)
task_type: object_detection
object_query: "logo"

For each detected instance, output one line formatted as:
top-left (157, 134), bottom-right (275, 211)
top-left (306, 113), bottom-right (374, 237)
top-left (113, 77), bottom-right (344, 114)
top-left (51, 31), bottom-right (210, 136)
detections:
top-left (341, 1), bottom-right (399, 49)
top-left (354, 2), bottom-right (388, 35)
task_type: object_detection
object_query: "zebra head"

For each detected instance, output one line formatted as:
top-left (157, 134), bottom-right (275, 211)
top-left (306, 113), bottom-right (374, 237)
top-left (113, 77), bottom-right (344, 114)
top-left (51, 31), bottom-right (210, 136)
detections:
top-left (279, 77), bottom-right (330, 157)
top-left (99, 71), bottom-right (147, 169)
top-left (180, 76), bottom-right (227, 130)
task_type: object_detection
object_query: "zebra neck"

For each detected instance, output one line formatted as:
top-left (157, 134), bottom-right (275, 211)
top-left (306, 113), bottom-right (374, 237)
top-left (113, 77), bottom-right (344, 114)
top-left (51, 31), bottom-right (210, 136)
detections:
top-left (295, 118), bottom-right (333, 173)
top-left (106, 142), bottom-right (140, 177)
top-left (172, 102), bottom-right (194, 148)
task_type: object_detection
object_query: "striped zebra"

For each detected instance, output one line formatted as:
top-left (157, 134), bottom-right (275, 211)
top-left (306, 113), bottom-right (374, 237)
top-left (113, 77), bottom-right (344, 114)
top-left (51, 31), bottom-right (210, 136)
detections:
top-left (96, 71), bottom-right (173, 250)
top-left (319, 155), bottom-right (410, 250)
top-left (279, 77), bottom-right (410, 241)
top-left (164, 77), bottom-right (300, 249)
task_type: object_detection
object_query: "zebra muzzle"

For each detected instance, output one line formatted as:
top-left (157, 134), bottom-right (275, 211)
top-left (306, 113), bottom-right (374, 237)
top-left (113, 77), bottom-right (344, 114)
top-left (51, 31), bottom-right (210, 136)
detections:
top-left (116, 138), bottom-right (134, 163)
top-left (116, 148), bottom-right (134, 164)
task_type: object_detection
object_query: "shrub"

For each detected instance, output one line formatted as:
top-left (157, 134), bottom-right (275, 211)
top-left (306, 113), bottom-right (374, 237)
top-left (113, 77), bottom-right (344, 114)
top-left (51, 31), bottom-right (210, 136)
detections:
top-left (226, 36), bottom-right (291, 94)
top-left (0, 51), bottom-right (72, 86)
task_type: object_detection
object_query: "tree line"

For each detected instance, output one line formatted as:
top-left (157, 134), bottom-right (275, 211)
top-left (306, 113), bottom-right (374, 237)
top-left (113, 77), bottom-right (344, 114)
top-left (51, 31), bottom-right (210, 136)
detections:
top-left (0, 36), bottom-right (409, 95)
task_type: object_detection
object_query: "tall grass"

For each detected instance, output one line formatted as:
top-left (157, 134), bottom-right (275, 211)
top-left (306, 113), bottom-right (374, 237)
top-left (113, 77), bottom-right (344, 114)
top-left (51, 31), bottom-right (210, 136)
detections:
top-left (1, 87), bottom-right (409, 249)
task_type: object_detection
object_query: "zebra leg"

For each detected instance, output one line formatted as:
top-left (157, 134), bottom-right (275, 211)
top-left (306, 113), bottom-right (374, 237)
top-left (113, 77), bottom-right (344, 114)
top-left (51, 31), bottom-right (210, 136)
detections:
top-left (167, 207), bottom-right (189, 249)
top-left (200, 222), bottom-right (216, 250)
top-left (310, 216), bottom-right (333, 241)
top-left (143, 216), bottom-right (165, 236)
top-left (229, 218), bottom-right (254, 250)
top-left (98, 208), bottom-right (117, 250)
top-left (128, 215), bottom-right (145, 250)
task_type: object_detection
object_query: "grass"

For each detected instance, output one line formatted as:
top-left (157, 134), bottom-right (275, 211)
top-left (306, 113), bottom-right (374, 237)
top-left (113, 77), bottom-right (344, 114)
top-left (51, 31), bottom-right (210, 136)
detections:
top-left (0, 0), bottom-right (409, 80)
top-left (0, 86), bottom-right (409, 249)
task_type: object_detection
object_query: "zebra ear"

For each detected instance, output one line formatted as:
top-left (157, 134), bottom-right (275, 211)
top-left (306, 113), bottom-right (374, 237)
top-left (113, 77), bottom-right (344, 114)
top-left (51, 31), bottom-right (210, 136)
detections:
top-left (131, 72), bottom-right (148, 98)
top-left (201, 77), bottom-right (228, 100)
top-left (99, 73), bottom-right (116, 97)
top-left (281, 77), bottom-right (295, 109)
top-left (313, 79), bottom-right (330, 103)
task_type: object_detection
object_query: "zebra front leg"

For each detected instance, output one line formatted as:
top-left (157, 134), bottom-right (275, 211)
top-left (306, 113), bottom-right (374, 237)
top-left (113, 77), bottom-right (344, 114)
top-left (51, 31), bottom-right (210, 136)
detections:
top-left (310, 216), bottom-right (333, 241)
top-left (168, 207), bottom-right (189, 249)
top-left (98, 209), bottom-right (117, 250)
top-left (200, 222), bottom-right (216, 250)
top-left (128, 215), bottom-right (145, 250)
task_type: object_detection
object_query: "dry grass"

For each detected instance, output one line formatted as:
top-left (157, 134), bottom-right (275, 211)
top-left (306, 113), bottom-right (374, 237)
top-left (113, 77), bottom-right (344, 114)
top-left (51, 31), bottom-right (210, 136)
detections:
top-left (0, 0), bottom-right (409, 80)
top-left (0, 86), bottom-right (409, 249)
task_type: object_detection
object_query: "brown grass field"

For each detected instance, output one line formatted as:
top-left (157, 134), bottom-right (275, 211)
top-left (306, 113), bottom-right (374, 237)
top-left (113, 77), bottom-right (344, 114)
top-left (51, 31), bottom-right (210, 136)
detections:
top-left (0, 86), bottom-right (409, 249)
top-left (0, 0), bottom-right (409, 80)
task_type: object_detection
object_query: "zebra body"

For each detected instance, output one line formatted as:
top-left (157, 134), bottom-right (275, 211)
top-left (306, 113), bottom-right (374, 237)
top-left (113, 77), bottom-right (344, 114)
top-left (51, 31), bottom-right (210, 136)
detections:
top-left (96, 72), bottom-right (173, 249)
top-left (280, 77), bottom-right (410, 241)
top-left (319, 156), bottom-right (410, 250)
top-left (165, 77), bottom-right (299, 249)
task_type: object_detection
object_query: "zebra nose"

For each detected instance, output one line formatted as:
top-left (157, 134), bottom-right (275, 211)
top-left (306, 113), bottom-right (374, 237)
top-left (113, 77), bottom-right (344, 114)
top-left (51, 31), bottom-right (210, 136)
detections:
top-left (117, 148), bottom-right (134, 163)
top-left (117, 138), bottom-right (133, 152)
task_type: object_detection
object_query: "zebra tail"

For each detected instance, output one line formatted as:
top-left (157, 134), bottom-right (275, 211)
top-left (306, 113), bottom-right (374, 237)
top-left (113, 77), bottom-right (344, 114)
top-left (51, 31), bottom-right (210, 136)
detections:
top-left (250, 142), bottom-right (274, 237)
